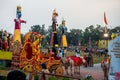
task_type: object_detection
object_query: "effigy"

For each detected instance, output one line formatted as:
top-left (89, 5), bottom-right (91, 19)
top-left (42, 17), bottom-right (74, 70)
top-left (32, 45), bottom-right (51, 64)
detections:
top-left (50, 9), bottom-right (58, 47)
top-left (14, 6), bottom-right (26, 43)
top-left (11, 6), bottom-right (26, 69)
top-left (59, 19), bottom-right (67, 47)
top-left (11, 6), bottom-right (64, 76)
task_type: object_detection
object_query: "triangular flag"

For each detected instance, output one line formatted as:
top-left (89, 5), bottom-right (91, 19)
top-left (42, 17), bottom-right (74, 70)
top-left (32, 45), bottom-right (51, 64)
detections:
top-left (104, 12), bottom-right (108, 26)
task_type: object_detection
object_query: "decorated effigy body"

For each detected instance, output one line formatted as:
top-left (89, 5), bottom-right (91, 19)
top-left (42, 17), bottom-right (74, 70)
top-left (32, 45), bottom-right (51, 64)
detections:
top-left (14, 6), bottom-right (26, 43)
top-left (11, 6), bottom-right (26, 69)
top-left (59, 19), bottom-right (67, 47)
top-left (50, 9), bottom-right (58, 47)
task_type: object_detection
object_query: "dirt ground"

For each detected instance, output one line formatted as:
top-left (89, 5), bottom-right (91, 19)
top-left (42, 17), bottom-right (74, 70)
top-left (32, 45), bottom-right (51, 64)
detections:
top-left (63, 63), bottom-right (104, 80)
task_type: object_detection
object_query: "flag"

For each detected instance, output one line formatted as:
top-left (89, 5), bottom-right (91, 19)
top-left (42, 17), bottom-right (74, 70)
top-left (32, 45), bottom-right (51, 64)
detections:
top-left (104, 12), bottom-right (108, 26)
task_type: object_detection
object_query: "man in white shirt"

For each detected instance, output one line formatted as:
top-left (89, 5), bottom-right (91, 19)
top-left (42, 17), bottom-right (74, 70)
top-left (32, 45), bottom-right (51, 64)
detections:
top-left (59, 50), bottom-right (63, 58)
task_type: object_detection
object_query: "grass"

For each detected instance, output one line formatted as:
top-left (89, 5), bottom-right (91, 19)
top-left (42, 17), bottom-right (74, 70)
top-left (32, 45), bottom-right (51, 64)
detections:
top-left (48, 76), bottom-right (74, 80)
top-left (0, 50), bottom-right (12, 60)
top-left (93, 55), bottom-right (104, 64)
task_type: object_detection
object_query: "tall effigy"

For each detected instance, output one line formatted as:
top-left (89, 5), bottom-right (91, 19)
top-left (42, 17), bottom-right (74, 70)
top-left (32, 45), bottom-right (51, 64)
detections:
top-left (11, 6), bottom-right (26, 69)
top-left (14, 6), bottom-right (26, 43)
top-left (59, 19), bottom-right (67, 47)
top-left (50, 10), bottom-right (58, 47)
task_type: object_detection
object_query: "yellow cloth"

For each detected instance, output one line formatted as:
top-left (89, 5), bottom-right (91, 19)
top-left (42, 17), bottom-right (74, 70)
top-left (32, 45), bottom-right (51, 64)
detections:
top-left (62, 35), bottom-right (67, 47)
top-left (14, 29), bottom-right (21, 43)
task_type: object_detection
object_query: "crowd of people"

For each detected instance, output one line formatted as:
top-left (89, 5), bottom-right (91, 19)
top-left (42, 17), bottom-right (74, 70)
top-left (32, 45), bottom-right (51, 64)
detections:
top-left (54, 47), bottom-right (94, 67)
top-left (0, 29), bottom-right (13, 51)
top-left (56, 46), bottom-right (109, 68)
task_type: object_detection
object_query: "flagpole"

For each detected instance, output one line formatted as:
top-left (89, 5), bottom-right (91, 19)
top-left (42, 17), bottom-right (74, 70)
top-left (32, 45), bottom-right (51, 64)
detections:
top-left (104, 12), bottom-right (108, 49)
top-left (104, 12), bottom-right (108, 33)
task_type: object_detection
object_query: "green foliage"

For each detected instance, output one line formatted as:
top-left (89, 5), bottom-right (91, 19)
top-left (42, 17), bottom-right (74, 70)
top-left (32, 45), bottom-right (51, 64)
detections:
top-left (48, 76), bottom-right (73, 80)
top-left (62, 78), bottom-right (72, 80)
top-left (94, 55), bottom-right (104, 64)
top-left (49, 76), bottom-right (56, 80)
top-left (29, 24), bottom-right (48, 47)
top-left (0, 66), bottom-right (7, 70)
top-left (34, 74), bottom-right (39, 80)
top-left (30, 25), bottom-right (46, 35)
top-left (29, 24), bottom-right (120, 47)
top-left (84, 76), bottom-right (94, 80)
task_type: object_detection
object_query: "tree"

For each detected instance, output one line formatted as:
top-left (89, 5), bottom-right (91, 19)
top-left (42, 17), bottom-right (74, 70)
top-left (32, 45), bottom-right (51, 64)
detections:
top-left (29, 24), bottom-right (47, 35)
top-left (29, 24), bottom-right (120, 48)
top-left (29, 24), bottom-right (47, 47)
top-left (67, 29), bottom-right (83, 46)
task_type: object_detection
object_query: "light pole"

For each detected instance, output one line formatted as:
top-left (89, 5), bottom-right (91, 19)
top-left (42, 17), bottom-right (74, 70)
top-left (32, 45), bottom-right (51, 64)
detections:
top-left (104, 33), bottom-right (109, 49)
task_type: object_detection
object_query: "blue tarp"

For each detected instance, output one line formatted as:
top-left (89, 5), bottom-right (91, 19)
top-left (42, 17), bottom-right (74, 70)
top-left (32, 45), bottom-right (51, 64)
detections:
top-left (108, 36), bottom-right (120, 74)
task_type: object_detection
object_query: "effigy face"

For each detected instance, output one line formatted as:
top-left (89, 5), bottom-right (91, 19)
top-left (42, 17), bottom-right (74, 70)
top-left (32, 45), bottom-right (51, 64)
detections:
top-left (17, 6), bottom-right (21, 12)
top-left (52, 10), bottom-right (58, 23)
top-left (62, 20), bottom-right (66, 26)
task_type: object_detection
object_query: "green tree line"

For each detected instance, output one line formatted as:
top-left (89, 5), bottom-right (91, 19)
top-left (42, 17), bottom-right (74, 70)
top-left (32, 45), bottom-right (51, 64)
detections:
top-left (28, 24), bottom-right (120, 47)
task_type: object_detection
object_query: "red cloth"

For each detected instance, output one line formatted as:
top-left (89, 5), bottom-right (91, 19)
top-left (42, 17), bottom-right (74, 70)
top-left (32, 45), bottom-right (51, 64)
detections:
top-left (14, 19), bottom-right (26, 29)
top-left (55, 56), bottom-right (61, 60)
top-left (116, 72), bottom-right (120, 80)
top-left (101, 58), bottom-right (107, 64)
top-left (51, 52), bottom-right (54, 57)
top-left (25, 43), bottom-right (33, 59)
top-left (3, 42), bottom-right (8, 50)
top-left (67, 56), bottom-right (83, 66)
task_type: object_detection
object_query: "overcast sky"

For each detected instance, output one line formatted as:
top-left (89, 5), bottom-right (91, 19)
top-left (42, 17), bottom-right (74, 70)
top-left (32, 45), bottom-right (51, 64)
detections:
top-left (0, 0), bottom-right (120, 34)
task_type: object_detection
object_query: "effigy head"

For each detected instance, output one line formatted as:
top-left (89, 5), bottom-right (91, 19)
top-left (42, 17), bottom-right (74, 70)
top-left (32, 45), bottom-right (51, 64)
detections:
top-left (53, 9), bottom-right (58, 17)
top-left (17, 6), bottom-right (21, 12)
top-left (17, 6), bottom-right (22, 19)
top-left (62, 19), bottom-right (66, 26)
top-left (52, 9), bottom-right (58, 22)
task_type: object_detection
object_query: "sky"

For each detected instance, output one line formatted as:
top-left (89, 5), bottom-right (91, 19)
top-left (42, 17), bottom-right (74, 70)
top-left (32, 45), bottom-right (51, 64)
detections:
top-left (0, 0), bottom-right (120, 34)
